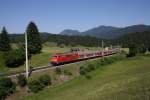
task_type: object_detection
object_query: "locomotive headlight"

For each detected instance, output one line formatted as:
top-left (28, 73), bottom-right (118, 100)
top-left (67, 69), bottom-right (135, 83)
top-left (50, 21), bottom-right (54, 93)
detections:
top-left (51, 58), bottom-right (57, 62)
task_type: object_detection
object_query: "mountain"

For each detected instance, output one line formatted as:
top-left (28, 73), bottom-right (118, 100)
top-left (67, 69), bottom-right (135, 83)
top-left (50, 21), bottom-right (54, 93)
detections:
top-left (60, 29), bottom-right (81, 35)
top-left (60, 24), bottom-right (150, 39)
top-left (81, 26), bottom-right (120, 38)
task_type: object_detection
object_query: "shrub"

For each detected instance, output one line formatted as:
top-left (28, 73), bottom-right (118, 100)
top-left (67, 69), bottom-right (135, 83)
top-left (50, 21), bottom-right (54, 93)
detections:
top-left (87, 64), bottom-right (95, 71)
top-left (100, 59), bottom-right (107, 66)
top-left (5, 49), bottom-right (25, 67)
top-left (79, 66), bottom-right (87, 75)
top-left (0, 77), bottom-right (16, 100)
top-left (85, 74), bottom-right (92, 79)
top-left (0, 89), bottom-right (6, 100)
top-left (104, 57), bottom-right (114, 64)
top-left (17, 74), bottom-right (27, 87)
top-left (64, 69), bottom-right (72, 76)
top-left (39, 74), bottom-right (51, 86)
top-left (28, 80), bottom-right (44, 93)
top-left (55, 67), bottom-right (62, 74)
top-left (28, 74), bottom-right (52, 93)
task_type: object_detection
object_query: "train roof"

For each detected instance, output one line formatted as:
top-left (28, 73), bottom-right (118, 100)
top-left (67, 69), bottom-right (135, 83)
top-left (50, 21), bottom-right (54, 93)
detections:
top-left (51, 48), bottom-right (118, 56)
top-left (52, 52), bottom-right (78, 56)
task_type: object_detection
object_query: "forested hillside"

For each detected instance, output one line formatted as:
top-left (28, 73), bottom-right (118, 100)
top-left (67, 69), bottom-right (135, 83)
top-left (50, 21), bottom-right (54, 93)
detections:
top-left (112, 31), bottom-right (150, 48)
top-left (10, 33), bottom-right (106, 47)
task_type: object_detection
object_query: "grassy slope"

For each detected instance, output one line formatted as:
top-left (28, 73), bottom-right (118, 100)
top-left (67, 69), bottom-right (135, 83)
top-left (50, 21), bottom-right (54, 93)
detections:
top-left (22, 55), bottom-right (150, 100)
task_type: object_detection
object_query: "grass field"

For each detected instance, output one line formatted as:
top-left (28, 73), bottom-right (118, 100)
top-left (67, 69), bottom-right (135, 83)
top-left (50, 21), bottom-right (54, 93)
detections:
top-left (21, 54), bottom-right (150, 100)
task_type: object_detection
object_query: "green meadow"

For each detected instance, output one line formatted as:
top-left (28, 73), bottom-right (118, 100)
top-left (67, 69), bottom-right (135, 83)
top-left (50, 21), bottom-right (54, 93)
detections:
top-left (21, 54), bottom-right (150, 100)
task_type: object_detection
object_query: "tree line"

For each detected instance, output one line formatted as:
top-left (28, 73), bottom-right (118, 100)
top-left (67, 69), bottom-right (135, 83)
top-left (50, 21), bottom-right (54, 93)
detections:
top-left (10, 32), bottom-right (107, 47)
top-left (111, 31), bottom-right (150, 57)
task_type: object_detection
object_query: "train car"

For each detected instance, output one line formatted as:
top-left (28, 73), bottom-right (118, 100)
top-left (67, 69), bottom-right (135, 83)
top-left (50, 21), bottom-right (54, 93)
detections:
top-left (50, 53), bottom-right (80, 65)
top-left (50, 48), bottom-right (119, 66)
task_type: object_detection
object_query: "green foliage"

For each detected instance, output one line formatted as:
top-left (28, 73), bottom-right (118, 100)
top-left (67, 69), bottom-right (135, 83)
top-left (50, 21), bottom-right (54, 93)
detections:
top-left (17, 74), bottom-right (27, 87)
top-left (79, 54), bottom-right (125, 76)
top-left (28, 74), bottom-right (52, 93)
top-left (85, 74), bottom-right (92, 79)
top-left (127, 44), bottom-right (138, 57)
top-left (64, 69), bottom-right (72, 76)
top-left (104, 57), bottom-right (115, 64)
top-left (113, 31), bottom-right (150, 51)
top-left (87, 64), bottom-right (95, 71)
top-left (100, 54), bottom-right (125, 66)
top-left (79, 66), bottom-right (87, 75)
top-left (28, 79), bottom-right (44, 93)
top-left (148, 45), bottom-right (150, 52)
top-left (26, 21), bottom-right (42, 54)
top-left (55, 67), bottom-right (62, 74)
top-left (5, 49), bottom-right (25, 67)
top-left (42, 33), bottom-right (106, 47)
top-left (0, 27), bottom-right (11, 52)
top-left (39, 74), bottom-right (51, 86)
top-left (138, 44), bottom-right (147, 53)
top-left (0, 77), bottom-right (16, 100)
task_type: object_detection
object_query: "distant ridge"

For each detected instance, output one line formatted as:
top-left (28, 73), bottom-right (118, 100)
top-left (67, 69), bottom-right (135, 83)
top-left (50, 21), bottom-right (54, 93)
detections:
top-left (59, 24), bottom-right (150, 39)
top-left (60, 29), bottom-right (80, 35)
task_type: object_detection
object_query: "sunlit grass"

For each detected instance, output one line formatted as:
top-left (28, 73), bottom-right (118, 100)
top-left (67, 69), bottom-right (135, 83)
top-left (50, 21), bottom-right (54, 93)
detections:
top-left (22, 54), bottom-right (150, 100)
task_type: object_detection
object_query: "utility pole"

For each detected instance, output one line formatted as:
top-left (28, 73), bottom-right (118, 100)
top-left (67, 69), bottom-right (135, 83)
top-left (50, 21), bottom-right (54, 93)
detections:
top-left (25, 32), bottom-right (29, 78)
top-left (102, 40), bottom-right (104, 61)
top-left (102, 40), bottom-right (104, 50)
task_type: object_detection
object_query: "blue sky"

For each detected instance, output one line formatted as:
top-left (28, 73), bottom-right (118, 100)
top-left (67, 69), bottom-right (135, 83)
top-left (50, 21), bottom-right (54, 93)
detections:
top-left (0, 0), bottom-right (150, 33)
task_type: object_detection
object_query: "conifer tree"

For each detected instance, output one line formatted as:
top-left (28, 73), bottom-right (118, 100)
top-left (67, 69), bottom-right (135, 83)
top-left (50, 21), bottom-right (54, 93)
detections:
top-left (0, 27), bottom-right (11, 51)
top-left (26, 21), bottom-right (42, 54)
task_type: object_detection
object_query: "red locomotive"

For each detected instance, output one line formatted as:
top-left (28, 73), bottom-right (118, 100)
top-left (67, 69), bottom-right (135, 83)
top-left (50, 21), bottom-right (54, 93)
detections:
top-left (51, 53), bottom-right (80, 65)
top-left (50, 48), bottom-right (119, 65)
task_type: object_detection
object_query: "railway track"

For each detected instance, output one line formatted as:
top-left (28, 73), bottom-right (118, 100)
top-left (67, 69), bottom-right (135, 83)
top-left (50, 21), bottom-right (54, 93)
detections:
top-left (0, 54), bottom-right (115, 78)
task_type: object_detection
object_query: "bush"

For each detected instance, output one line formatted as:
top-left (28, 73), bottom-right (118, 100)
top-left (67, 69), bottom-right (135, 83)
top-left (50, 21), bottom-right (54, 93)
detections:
top-left (28, 80), bottom-right (44, 93)
top-left (55, 67), bottom-right (62, 74)
top-left (64, 69), bottom-right (72, 76)
top-left (104, 57), bottom-right (115, 64)
top-left (28, 74), bottom-right (52, 93)
top-left (0, 77), bottom-right (16, 100)
top-left (39, 74), bottom-right (51, 86)
top-left (17, 74), bottom-right (27, 87)
top-left (87, 64), bottom-right (95, 71)
top-left (85, 74), bottom-right (92, 79)
top-left (5, 49), bottom-right (25, 67)
top-left (79, 66), bottom-right (87, 75)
